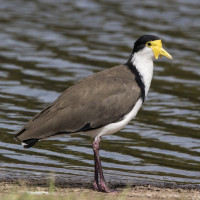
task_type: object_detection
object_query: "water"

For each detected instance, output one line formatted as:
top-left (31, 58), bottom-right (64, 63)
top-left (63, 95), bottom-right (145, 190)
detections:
top-left (0, 0), bottom-right (200, 185)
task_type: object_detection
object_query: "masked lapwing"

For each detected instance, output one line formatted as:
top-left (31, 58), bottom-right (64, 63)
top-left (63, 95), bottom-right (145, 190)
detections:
top-left (14, 35), bottom-right (173, 193)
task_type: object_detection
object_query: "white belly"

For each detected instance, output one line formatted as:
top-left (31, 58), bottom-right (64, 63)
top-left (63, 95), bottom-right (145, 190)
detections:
top-left (86, 98), bottom-right (143, 139)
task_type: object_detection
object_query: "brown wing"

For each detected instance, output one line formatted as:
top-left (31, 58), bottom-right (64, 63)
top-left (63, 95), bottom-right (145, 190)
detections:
top-left (15, 65), bottom-right (141, 141)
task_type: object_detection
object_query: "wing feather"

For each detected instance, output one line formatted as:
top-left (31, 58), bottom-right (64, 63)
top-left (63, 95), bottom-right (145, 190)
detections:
top-left (15, 65), bottom-right (141, 141)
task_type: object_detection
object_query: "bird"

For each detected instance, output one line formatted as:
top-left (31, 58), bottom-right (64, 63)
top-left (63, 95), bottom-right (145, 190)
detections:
top-left (14, 35), bottom-right (173, 193)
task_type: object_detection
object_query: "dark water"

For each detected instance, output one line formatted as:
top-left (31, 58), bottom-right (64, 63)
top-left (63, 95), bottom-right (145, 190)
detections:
top-left (0, 0), bottom-right (200, 185)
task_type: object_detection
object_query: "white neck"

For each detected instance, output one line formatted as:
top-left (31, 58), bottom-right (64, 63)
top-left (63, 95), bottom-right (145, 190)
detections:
top-left (131, 46), bottom-right (154, 97)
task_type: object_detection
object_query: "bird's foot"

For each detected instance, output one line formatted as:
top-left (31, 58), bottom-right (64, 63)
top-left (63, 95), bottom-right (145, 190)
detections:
top-left (99, 181), bottom-right (117, 193)
top-left (93, 181), bottom-right (116, 193)
top-left (93, 181), bottom-right (100, 191)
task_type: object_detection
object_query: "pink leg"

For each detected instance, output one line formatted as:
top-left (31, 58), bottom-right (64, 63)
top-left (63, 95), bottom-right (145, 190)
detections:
top-left (92, 137), bottom-right (111, 193)
top-left (93, 148), bottom-right (100, 191)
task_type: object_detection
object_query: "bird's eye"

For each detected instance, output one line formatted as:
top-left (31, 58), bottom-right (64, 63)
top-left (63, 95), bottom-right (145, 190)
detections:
top-left (147, 42), bottom-right (151, 46)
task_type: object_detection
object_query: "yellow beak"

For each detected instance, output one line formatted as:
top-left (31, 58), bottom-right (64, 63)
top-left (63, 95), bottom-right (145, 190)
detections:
top-left (148, 40), bottom-right (173, 60)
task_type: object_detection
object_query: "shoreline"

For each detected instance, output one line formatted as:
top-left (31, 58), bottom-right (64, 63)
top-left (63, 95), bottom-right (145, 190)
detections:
top-left (1, 180), bottom-right (200, 200)
top-left (0, 176), bottom-right (200, 191)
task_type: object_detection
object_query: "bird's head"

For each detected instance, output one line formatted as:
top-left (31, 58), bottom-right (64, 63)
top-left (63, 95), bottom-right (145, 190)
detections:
top-left (132, 35), bottom-right (173, 60)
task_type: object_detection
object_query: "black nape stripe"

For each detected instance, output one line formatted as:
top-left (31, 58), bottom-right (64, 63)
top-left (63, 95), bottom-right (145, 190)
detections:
top-left (125, 61), bottom-right (145, 103)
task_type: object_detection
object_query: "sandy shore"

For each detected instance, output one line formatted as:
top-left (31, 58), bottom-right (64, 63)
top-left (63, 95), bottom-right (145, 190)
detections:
top-left (0, 177), bottom-right (200, 200)
top-left (1, 182), bottom-right (200, 200)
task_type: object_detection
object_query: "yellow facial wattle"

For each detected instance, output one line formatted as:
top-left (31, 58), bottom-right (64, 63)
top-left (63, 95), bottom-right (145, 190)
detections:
top-left (146, 39), bottom-right (173, 60)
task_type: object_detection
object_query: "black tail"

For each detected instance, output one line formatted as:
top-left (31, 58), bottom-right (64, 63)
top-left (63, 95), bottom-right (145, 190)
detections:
top-left (14, 128), bottom-right (39, 148)
top-left (22, 138), bottom-right (39, 148)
